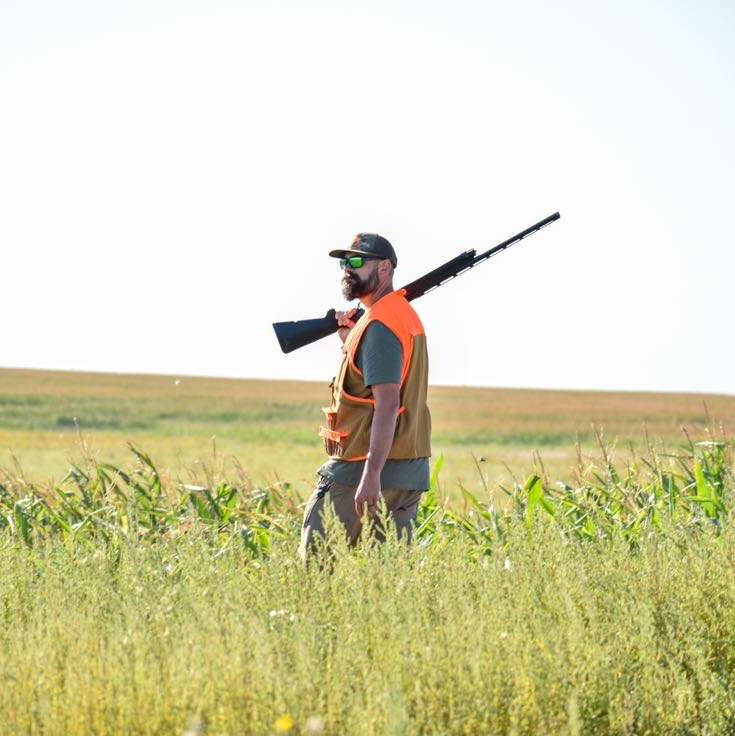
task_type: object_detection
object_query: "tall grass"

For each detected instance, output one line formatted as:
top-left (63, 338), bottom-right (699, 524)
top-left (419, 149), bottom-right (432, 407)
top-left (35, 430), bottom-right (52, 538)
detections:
top-left (1, 428), bottom-right (732, 551)
top-left (1, 430), bottom-right (734, 734)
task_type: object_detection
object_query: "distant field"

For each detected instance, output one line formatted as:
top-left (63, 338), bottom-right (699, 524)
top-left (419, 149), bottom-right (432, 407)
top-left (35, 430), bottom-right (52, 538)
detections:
top-left (1, 367), bottom-right (734, 500)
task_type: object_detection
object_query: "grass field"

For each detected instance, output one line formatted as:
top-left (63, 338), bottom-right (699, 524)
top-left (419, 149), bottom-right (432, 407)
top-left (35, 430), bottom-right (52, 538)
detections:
top-left (1, 419), bottom-right (734, 734)
top-left (3, 367), bottom-right (735, 735)
top-left (5, 525), bottom-right (735, 735)
top-left (2, 367), bottom-right (734, 502)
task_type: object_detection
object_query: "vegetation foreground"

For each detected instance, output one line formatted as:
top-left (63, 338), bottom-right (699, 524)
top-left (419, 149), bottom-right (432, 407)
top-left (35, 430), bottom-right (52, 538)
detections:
top-left (2, 432), bottom-right (735, 734)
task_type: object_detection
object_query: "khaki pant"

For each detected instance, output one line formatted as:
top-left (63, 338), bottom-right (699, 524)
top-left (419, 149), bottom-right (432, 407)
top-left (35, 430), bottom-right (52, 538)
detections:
top-left (299, 478), bottom-right (423, 561)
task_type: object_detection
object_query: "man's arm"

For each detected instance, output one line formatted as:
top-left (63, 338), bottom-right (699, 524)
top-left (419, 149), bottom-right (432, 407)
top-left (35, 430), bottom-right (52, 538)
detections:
top-left (354, 383), bottom-right (400, 517)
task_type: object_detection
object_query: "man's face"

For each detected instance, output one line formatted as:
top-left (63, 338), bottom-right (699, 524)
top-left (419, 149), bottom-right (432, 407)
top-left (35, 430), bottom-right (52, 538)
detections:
top-left (341, 259), bottom-right (381, 301)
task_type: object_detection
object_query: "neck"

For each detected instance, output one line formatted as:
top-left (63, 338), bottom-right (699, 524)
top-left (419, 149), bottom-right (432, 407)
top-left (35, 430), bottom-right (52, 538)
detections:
top-left (361, 280), bottom-right (394, 307)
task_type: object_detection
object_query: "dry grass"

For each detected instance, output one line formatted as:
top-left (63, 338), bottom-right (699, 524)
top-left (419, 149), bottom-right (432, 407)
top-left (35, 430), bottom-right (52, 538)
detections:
top-left (2, 367), bottom-right (734, 499)
top-left (3, 522), bottom-right (735, 735)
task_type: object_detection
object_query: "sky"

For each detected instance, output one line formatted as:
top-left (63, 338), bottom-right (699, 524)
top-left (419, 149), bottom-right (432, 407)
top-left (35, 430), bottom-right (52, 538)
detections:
top-left (1, 0), bottom-right (733, 394)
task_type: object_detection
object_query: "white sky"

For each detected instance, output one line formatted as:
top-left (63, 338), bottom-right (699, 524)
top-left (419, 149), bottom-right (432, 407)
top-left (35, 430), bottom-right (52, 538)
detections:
top-left (1, 0), bottom-right (733, 394)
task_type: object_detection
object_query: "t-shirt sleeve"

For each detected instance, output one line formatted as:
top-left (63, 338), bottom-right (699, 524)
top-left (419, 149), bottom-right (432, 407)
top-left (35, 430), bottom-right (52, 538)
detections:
top-left (356, 321), bottom-right (403, 386)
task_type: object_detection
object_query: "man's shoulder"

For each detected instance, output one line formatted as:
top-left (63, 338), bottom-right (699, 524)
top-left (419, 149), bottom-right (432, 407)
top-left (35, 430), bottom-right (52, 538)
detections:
top-left (363, 319), bottom-right (401, 347)
top-left (358, 320), bottom-right (403, 362)
top-left (356, 320), bottom-right (403, 384)
top-left (380, 292), bottom-right (426, 337)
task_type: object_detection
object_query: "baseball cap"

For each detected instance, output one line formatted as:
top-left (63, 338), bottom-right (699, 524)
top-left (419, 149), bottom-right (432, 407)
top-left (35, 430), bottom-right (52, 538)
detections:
top-left (329, 233), bottom-right (398, 267)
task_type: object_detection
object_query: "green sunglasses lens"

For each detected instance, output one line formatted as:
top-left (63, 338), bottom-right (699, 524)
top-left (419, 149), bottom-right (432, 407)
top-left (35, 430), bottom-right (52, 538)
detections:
top-left (340, 256), bottom-right (364, 269)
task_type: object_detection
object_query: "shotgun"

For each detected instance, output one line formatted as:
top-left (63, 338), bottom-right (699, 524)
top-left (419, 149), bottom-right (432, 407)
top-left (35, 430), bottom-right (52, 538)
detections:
top-left (272, 212), bottom-right (560, 354)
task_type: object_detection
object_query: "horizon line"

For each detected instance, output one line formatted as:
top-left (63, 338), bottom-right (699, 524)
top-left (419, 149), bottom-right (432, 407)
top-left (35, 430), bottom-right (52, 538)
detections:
top-left (1, 364), bottom-right (733, 400)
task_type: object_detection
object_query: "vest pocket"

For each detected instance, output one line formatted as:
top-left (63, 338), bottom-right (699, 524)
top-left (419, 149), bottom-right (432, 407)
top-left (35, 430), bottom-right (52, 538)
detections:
top-left (321, 394), bottom-right (374, 460)
top-left (319, 408), bottom-right (346, 456)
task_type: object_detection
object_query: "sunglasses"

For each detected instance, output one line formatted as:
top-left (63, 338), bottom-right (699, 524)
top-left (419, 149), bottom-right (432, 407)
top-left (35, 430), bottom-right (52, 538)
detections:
top-left (338, 255), bottom-right (382, 269)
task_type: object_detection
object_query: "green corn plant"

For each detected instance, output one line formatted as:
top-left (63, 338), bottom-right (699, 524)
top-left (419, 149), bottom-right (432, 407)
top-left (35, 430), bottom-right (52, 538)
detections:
top-left (415, 453), bottom-right (444, 542)
top-left (0, 431), bottom-right (732, 555)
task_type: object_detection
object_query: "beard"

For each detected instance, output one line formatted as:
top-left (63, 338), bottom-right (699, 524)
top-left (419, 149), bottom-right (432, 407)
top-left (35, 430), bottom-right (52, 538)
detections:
top-left (341, 267), bottom-right (379, 301)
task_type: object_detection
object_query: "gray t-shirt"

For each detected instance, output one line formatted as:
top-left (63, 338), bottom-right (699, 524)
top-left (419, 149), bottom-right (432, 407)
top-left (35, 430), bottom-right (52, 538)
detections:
top-left (318, 320), bottom-right (430, 491)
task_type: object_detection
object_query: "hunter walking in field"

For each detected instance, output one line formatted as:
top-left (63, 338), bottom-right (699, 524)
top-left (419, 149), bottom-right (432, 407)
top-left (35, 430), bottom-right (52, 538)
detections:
top-left (299, 234), bottom-right (432, 559)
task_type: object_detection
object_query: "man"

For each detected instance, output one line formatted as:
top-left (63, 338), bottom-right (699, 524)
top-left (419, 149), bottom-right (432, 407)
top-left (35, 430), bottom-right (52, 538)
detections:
top-left (299, 233), bottom-right (432, 560)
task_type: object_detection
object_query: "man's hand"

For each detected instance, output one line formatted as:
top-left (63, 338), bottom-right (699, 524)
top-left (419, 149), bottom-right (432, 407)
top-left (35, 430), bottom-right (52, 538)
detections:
top-left (336, 308), bottom-right (358, 344)
top-left (354, 471), bottom-right (381, 518)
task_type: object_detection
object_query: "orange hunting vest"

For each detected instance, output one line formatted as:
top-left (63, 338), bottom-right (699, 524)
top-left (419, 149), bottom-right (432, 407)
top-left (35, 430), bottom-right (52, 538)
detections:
top-left (319, 289), bottom-right (432, 461)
